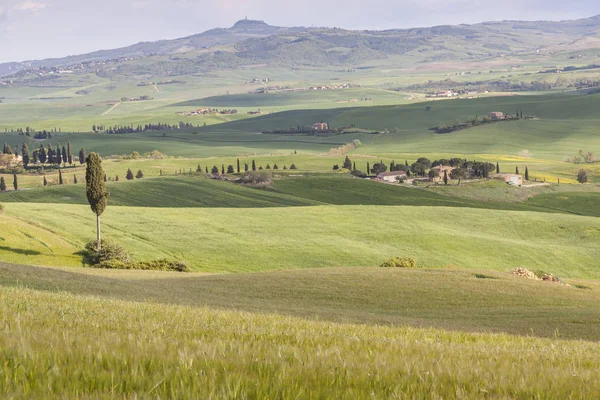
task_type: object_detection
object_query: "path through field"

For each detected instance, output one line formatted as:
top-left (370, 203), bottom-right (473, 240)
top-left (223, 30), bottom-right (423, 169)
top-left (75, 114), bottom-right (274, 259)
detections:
top-left (153, 84), bottom-right (160, 93)
top-left (102, 102), bottom-right (121, 116)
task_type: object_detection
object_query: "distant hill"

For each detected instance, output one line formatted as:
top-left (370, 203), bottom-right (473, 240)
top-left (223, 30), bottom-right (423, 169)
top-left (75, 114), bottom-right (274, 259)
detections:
top-left (2, 15), bottom-right (600, 78)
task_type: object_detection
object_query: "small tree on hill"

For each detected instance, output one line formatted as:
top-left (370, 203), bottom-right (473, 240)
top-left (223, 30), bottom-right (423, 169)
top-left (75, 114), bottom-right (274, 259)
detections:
top-left (197, 165), bottom-right (202, 173)
top-left (126, 169), bottom-right (134, 180)
top-left (86, 153), bottom-right (109, 251)
top-left (237, 158), bottom-right (241, 173)
top-left (136, 170), bottom-right (144, 179)
top-left (525, 166), bottom-right (529, 181)
top-left (273, 164), bottom-right (279, 170)
top-left (43, 177), bottom-right (48, 186)
top-left (496, 162), bottom-right (500, 174)
top-left (211, 165), bottom-right (219, 174)
top-left (290, 164), bottom-right (297, 170)
top-left (62, 146), bottom-right (68, 166)
top-left (39, 145), bottom-right (47, 164)
top-left (22, 143), bottom-right (30, 169)
top-left (115, 176), bottom-right (119, 182)
top-left (59, 169), bottom-right (64, 185)
top-left (428, 168), bottom-right (439, 182)
top-left (227, 165), bottom-right (235, 174)
top-left (342, 156), bottom-right (352, 170)
top-left (0, 177), bottom-right (6, 192)
top-left (443, 170), bottom-right (448, 185)
top-left (252, 160), bottom-right (256, 171)
top-left (577, 170), bottom-right (588, 184)
top-left (67, 142), bottom-right (73, 165)
top-left (516, 166), bottom-right (520, 175)
top-left (366, 162), bottom-right (370, 176)
top-left (74, 174), bottom-right (78, 184)
top-left (79, 148), bottom-right (86, 165)
top-left (244, 163), bottom-right (249, 172)
top-left (13, 174), bottom-right (20, 190)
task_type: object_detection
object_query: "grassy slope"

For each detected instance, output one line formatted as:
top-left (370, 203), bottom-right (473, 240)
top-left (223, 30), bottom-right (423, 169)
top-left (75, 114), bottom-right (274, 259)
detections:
top-left (1, 203), bottom-right (599, 277)
top-left (2, 284), bottom-right (600, 398)
top-left (2, 263), bottom-right (600, 340)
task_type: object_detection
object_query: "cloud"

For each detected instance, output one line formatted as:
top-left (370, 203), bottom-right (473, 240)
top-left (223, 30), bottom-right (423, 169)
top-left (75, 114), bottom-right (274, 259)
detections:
top-left (14, 1), bottom-right (48, 12)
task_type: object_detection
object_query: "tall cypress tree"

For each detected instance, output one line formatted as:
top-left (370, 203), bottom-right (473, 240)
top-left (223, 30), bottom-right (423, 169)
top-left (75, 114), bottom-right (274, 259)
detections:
top-left (59, 169), bottom-right (63, 185)
top-left (443, 170), bottom-right (448, 185)
top-left (55, 144), bottom-right (61, 166)
top-left (0, 177), bottom-right (6, 192)
top-left (86, 153), bottom-right (108, 250)
top-left (22, 143), bottom-right (30, 169)
top-left (66, 142), bottom-right (72, 165)
top-left (367, 162), bottom-right (370, 176)
top-left (516, 166), bottom-right (520, 175)
top-left (237, 158), bottom-right (241, 173)
top-left (43, 176), bottom-right (48, 186)
top-left (74, 174), bottom-right (78, 184)
top-left (221, 164), bottom-right (225, 174)
top-left (39, 145), bottom-right (47, 164)
top-left (13, 174), bottom-right (18, 191)
top-left (496, 162), bottom-right (500, 174)
top-left (252, 160), bottom-right (256, 171)
top-left (525, 166), bottom-right (529, 181)
top-left (62, 146), bottom-right (68, 165)
top-left (79, 148), bottom-right (86, 165)
top-left (244, 163), bottom-right (248, 172)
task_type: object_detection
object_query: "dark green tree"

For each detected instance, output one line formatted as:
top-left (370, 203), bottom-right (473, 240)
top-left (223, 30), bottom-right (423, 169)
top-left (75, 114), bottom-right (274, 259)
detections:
top-left (43, 177), bottom-right (48, 186)
top-left (79, 148), bottom-right (86, 165)
top-left (55, 144), bottom-right (62, 166)
top-left (62, 146), bottom-right (68, 165)
top-left (443, 170), bottom-right (448, 185)
top-left (516, 166), bottom-right (520, 175)
top-left (136, 170), bottom-right (144, 179)
top-left (577, 170), bottom-right (588, 184)
top-left (290, 164), bottom-right (297, 170)
top-left (273, 164), bottom-right (279, 170)
top-left (525, 166), bottom-right (529, 181)
top-left (74, 174), bottom-right (78, 184)
top-left (227, 165), bottom-right (235, 174)
top-left (126, 169), bottom-right (134, 180)
top-left (496, 162), bottom-right (500, 174)
top-left (252, 160), bottom-right (256, 171)
top-left (39, 145), bottom-right (47, 164)
top-left (197, 165), bottom-right (202, 172)
top-left (22, 143), bottom-right (30, 168)
top-left (85, 153), bottom-right (109, 250)
top-left (0, 177), bottom-right (6, 192)
top-left (67, 142), bottom-right (73, 165)
top-left (221, 165), bottom-right (225, 174)
top-left (59, 169), bottom-right (64, 185)
top-left (244, 163), bottom-right (248, 172)
top-left (366, 162), bottom-right (370, 176)
top-left (13, 174), bottom-right (18, 191)
top-left (2, 143), bottom-right (13, 155)
top-left (343, 156), bottom-right (352, 170)
top-left (211, 165), bottom-right (219, 174)
top-left (237, 158), bottom-right (241, 173)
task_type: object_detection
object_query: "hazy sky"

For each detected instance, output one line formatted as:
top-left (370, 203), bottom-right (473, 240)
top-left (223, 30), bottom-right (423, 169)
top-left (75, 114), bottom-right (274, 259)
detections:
top-left (1, 0), bottom-right (599, 63)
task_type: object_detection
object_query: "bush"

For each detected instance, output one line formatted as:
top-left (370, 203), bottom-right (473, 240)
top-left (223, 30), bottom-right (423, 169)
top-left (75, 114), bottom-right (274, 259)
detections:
top-left (93, 258), bottom-right (190, 272)
top-left (380, 257), bottom-right (417, 268)
top-left (350, 170), bottom-right (367, 178)
top-left (85, 240), bottom-right (131, 264)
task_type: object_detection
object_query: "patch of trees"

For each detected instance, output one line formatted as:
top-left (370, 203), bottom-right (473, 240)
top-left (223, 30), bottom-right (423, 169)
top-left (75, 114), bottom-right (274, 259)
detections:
top-left (430, 112), bottom-right (525, 134)
top-left (95, 122), bottom-right (199, 134)
top-left (3, 127), bottom-right (61, 137)
top-left (565, 150), bottom-right (597, 164)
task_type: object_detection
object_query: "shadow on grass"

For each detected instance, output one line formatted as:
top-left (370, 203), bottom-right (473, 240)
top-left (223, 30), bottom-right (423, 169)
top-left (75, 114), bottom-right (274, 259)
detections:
top-left (0, 246), bottom-right (42, 256)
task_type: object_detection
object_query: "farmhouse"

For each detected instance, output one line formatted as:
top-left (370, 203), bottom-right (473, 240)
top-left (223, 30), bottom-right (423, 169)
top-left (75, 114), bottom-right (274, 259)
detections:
top-left (493, 173), bottom-right (523, 186)
top-left (488, 112), bottom-right (506, 120)
top-left (312, 122), bottom-right (329, 131)
top-left (430, 165), bottom-right (455, 182)
top-left (377, 171), bottom-right (407, 182)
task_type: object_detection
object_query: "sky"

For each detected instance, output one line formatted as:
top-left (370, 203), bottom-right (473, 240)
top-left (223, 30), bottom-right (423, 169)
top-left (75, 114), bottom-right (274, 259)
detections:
top-left (0, 0), bottom-right (599, 63)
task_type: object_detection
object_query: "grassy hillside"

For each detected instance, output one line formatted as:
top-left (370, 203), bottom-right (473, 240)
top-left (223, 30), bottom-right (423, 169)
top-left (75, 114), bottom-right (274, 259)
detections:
top-left (2, 263), bottom-right (600, 340)
top-left (2, 284), bottom-right (600, 398)
top-left (1, 203), bottom-right (599, 277)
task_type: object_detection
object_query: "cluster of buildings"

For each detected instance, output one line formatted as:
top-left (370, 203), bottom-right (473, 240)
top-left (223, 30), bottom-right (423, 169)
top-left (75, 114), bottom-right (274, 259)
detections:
top-left (375, 166), bottom-right (523, 186)
top-left (176, 108), bottom-right (239, 116)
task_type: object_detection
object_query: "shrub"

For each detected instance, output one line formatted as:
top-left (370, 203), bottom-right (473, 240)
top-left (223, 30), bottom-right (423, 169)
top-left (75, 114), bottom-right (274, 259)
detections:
top-left (93, 258), bottom-right (190, 272)
top-left (380, 257), bottom-right (417, 268)
top-left (350, 170), bottom-right (367, 178)
top-left (85, 240), bottom-right (131, 264)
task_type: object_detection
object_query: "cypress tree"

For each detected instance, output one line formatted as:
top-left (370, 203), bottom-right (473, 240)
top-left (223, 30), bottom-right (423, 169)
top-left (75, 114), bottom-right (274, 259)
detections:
top-left (211, 165), bottom-right (219, 174)
top-left (126, 169), bottom-right (134, 180)
top-left (197, 165), bottom-right (201, 172)
top-left (22, 143), bottom-right (30, 169)
top-left (115, 176), bottom-right (119, 182)
top-left (62, 146), bottom-right (68, 165)
top-left (74, 174), bottom-right (78, 184)
top-left (55, 144), bottom-right (61, 166)
top-left (59, 169), bottom-right (63, 185)
top-left (136, 170), bottom-right (144, 179)
top-left (67, 142), bottom-right (73, 165)
top-left (516, 166), bottom-right (520, 175)
top-left (39, 145), bottom-right (47, 164)
top-left (367, 162), bottom-right (370, 176)
top-left (227, 165), bottom-right (235, 174)
top-left (205, 166), bottom-right (208, 173)
top-left (0, 177), bottom-right (5, 192)
top-left (221, 165), bottom-right (225, 174)
top-left (496, 162), bottom-right (499, 174)
top-left (237, 158), bottom-right (241, 173)
top-left (79, 148), bottom-right (86, 165)
top-left (353, 162), bottom-right (356, 171)
top-left (252, 160), bottom-right (256, 171)
top-left (443, 170), bottom-right (448, 185)
top-left (525, 166), bottom-right (529, 181)
top-left (244, 163), bottom-right (248, 172)
top-left (85, 153), bottom-right (108, 250)
top-left (43, 176), bottom-right (48, 186)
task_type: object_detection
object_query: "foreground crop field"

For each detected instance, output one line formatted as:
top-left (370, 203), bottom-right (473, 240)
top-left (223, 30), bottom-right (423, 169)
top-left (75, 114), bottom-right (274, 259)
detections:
top-left (2, 284), bottom-right (600, 398)
top-left (1, 203), bottom-right (600, 277)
